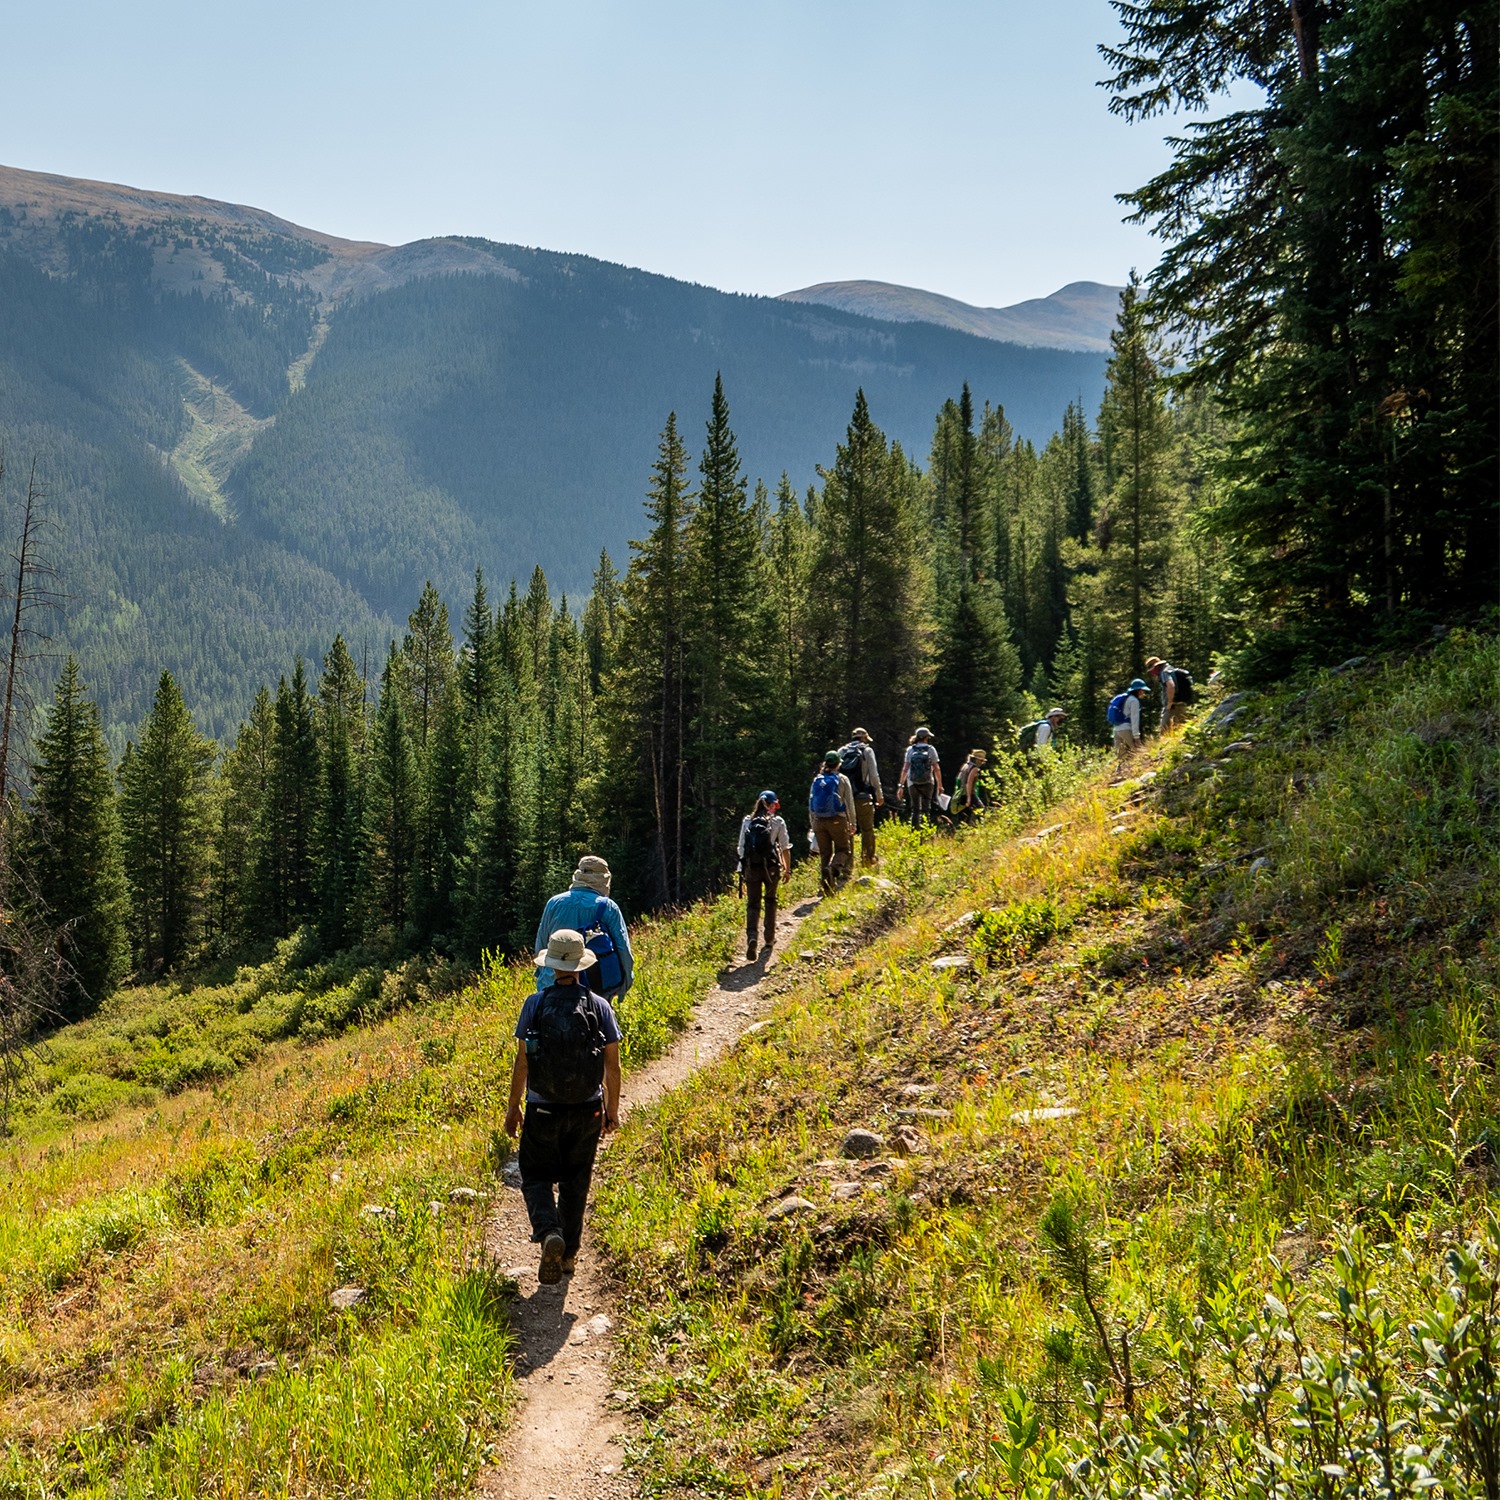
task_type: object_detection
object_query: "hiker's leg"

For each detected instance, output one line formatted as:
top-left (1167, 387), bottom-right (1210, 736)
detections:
top-left (554, 1109), bottom-right (603, 1255)
top-left (833, 819), bottom-right (853, 879)
top-left (856, 798), bottom-right (876, 865)
top-left (517, 1108), bottom-right (565, 1242)
top-left (814, 817), bottom-right (835, 890)
top-left (745, 869), bottom-right (763, 947)
top-left (762, 876), bottom-right (778, 944)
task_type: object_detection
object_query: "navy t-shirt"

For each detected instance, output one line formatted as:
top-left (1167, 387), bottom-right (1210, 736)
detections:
top-left (515, 984), bottom-right (622, 1103)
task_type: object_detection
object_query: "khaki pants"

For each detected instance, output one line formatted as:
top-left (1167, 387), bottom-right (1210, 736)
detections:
top-left (813, 814), bottom-right (852, 892)
top-left (1114, 727), bottom-right (1140, 765)
top-left (854, 797), bottom-right (877, 865)
top-left (1161, 702), bottom-right (1189, 733)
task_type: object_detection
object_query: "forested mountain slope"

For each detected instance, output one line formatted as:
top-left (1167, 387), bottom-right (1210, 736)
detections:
top-left (0, 164), bottom-right (1108, 740)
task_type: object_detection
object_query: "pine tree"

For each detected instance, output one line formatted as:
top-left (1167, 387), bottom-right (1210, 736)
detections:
top-left (1096, 276), bottom-right (1176, 672)
top-left (208, 687), bottom-right (275, 946)
top-left (401, 582), bottom-right (456, 753)
top-left (683, 374), bottom-right (765, 886)
top-left (119, 672), bottom-right (215, 972)
top-left (22, 658), bottom-right (129, 1018)
top-left (361, 649), bottom-right (419, 939)
top-left (581, 550), bottom-right (622, 696)
top-left (805, 390), bottom-right (934, 751)
top-left (315, 636), bottom-right (366, 952)
top-left (459, 568), bottom-right (498, 723)
top-left (255, 660), bottom-right (319, 936)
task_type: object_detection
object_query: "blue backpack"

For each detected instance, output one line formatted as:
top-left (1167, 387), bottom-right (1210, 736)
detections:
top-left (809, 772), bottom-right (845, 817)
top-left (1106, 692), bottom-right (1132, 727)
top-left (583, 898), bottom-right (625, 994)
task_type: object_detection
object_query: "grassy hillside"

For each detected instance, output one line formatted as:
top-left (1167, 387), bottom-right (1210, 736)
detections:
top-left (2, 633), bottom-right (1493, 1497)
top-left (597, 631), bottom-right (1497, 1495)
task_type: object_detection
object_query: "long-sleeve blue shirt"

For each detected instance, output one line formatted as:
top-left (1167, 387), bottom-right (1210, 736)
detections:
top-left (534, 885), bottom-right (635, 997)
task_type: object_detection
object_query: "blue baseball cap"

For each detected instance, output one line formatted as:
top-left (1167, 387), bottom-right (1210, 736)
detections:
top-left (759, 789), bottom-right (778, 803)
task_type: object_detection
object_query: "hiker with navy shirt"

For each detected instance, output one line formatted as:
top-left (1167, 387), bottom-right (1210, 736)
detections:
top-left (808, 750), bottom-right (856, 895)
top-left (504, 928), bottom-right (623, 1284)
top-left (535, 854), bottom-right (633, 1000)
top-left (737, 790), bottom-right (791, 962)
top-left (897, 727), bottom-right (943, 827)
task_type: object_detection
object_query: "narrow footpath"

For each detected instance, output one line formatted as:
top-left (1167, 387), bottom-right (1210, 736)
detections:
top-left (477, 895), bottom-right (819, 1500)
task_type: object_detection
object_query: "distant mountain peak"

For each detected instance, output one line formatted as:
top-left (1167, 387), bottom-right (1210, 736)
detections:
top-left (777, 279), bottom-right (1124, 352)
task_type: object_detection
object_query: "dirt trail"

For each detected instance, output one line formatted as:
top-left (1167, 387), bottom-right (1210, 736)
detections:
top-left (477, 896), bottom-right (818, 1500)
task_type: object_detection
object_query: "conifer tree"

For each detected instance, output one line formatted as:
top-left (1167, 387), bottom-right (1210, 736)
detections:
top-left (315, 636), bottom-right (366, 951)
top-left (255, 660), bottom-right (319, 936)
top-left (401, 583), bottom-right (456, 753)
top-left (23, 658), bottom-right (129, 1018)
top-left (581, 550), bottom-right (621, 696)
top-left (119, 672), bottom-right (214, 972)
top-left (683, 374), bottom-right (765, 884)
top-left (460, 568), bottom-right (498, 724)
top-left (361, 649), bottom-right (419, 939)
top-left (207, 687), bottom-right (275, 946)
top-left (806, 390), bottom-right (934, 751)
top-left (607, 413), bottom-right (692, 905)
top-left (1097, 276), bottom-right (1175, 672)
top-left (411, 684), bottom-right (465, 944)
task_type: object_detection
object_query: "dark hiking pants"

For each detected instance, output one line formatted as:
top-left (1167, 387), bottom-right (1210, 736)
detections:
top-left (907, 783), bottom-right (935, 826)
top-left (518, 1102), bottom-right (603, 1254)
top-left (745, 862), bottom-right (779, 947)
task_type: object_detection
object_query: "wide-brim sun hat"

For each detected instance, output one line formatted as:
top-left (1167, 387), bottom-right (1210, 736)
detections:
top-left (1129, 678), bottom-right (1151, 693)
top-left (1144, 656), bottom-right (1164, 673)
top-left (1046, 707), bottom-right (1068, 719)
top-left (851, 727), bottom-right (871, 741)
top-left (535, 927), bottom-right (598, 972)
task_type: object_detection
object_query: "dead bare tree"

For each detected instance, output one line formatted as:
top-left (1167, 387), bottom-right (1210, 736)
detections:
top-left (0, 448), bottom-right (67, 1130)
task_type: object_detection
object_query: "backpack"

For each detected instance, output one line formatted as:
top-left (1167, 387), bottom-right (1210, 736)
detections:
top-left (810, 772), bottom-right (845, 817)
top-left (744, 814), bottom-right (778, 868)
top-left (1107, 692), bottom-right (1132, 727)
top-left (906, 742), bottom-right (936, 784)
top-left (582, 898), bottom-right (625, 995)
top-left (1170, 667), bottom-right (1195, 705)
top-left (523, 983), bottom-right (607, 1104)
top-left (838, 743), bottom-right (868, 795)
top-left (1016, 720), bottom-right (1046, 751)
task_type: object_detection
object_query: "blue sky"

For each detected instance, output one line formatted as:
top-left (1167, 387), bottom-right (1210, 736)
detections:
top-left (7, 0), bottom-right (1183, 306)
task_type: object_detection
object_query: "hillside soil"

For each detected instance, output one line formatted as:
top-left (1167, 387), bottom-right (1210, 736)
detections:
top-left (478, 895), bottom-right (819, 1500)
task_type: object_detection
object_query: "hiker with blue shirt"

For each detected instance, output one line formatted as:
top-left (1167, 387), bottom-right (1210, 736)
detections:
top-left (504, 928), bottom-right (622, 1284)
top-left (809, 751), bottom-right (856, 896)
top-left (534, 854), bottom-right (634, 1000)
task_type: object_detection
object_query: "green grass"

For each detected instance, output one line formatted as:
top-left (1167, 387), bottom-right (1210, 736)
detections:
top-left (590, 631), bottom-right (1499, 1497)
top-left (0, 890), bottom-right (743, 1497)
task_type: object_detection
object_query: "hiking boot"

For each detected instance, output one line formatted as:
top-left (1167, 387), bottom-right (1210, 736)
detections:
top-left (538, 1231), bottom-right (566, 1285)
top-left (561, 1252), bottom-right (577, 1275)
top-left (762, 936), bottom-right (774, 955)
top-left (746, 941), bottom-right (758, 962)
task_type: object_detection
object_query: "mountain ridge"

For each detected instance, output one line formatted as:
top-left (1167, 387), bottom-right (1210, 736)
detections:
top-left (779, 277), bottom-right (1124, 351)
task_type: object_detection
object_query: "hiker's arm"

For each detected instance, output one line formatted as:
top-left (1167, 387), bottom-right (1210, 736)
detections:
top-left (602, 1043), bottom-right (622, 1132)
top-left (608, 904), bottom-right (634, 995)
top-left (504, 1043), bottom-right (527, 1136)
top-left (867, 747), bottom-right (884, 805)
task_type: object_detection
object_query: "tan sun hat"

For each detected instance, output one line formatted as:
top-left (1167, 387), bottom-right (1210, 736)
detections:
top-left (572, 854), bottom-right (611, 895)
top-left (1144, 656), bottom-right (1164, 674)
top-left (534, 928), bottom-right (598, 972)
top-left (851, 726), bottom-right (871, 742)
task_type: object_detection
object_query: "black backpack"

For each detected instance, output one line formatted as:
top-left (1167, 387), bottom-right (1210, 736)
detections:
top-left (838, 743), bottom-right (868, 795)
top-left (524, 983), bottom-right (607, 1104)
top-left (906, 742), bottom-right (936, 785)
top-left (1016, 720), bottom-right (1046, 751)
top-left (1170, 667), bottom-right (1195, 705)
top-left (744, 814), bottom-right (778, 868)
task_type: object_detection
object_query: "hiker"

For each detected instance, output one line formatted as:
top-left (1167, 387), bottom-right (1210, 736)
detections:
top-left (1106, 679), bottom-right (1151, 766)
top-left (950, 748), bottom-right (988, 823)
top-left (503, 928), bottom-right (622, 1284)
top-left (737, 790), bottom-right (791, 961)
top-left (838, 727), bottom-right (884, 867)
top-left (1144, 656), bottom-right (1194, 732)
top-left (535, 854), bottom-right (634, 1000)
top-left (1017, 708), bottom-right (1068, 753)
top-left (808, 750), bottom-right (856, 895)
top-left (897, 727), bottom-right (943, 827)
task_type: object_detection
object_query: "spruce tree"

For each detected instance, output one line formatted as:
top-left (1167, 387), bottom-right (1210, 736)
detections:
top-left (806, 389), bottom-right (934, 752)
top-left (401, 583), bottom-right (456, 753)
top-left (315, 637), bottom-right (367, 952)
top-left (360, 649), bottom-right (419, 939)
top-left (119, 672), bottom-right (215, 972)
top-left (208, 687), bottom-right (275, 946)
top-left (460, 568), bottom-right (498, 724)
top-left (23, 658), bottom-right (129, 1018)
top-left (255, 661), bottom-right (319, 936)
